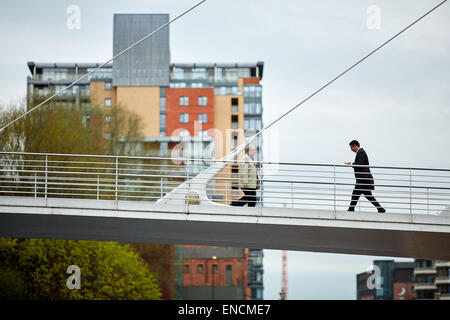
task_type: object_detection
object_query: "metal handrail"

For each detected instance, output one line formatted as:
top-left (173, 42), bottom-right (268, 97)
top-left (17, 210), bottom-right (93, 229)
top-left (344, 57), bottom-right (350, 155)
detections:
top-left (2, 151), bottom-right (450, 172)
top-left (1, 152), bottom-right (450, 218)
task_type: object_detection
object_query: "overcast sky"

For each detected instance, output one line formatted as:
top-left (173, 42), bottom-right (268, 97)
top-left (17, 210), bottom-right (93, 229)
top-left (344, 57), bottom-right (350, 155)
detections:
top-left (0, 0), bottom-right (449, 299)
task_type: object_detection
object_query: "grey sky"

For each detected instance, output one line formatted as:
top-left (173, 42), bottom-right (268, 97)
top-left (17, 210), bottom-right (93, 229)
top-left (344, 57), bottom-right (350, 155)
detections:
top-left (0, 0), bottom-right (448, 299)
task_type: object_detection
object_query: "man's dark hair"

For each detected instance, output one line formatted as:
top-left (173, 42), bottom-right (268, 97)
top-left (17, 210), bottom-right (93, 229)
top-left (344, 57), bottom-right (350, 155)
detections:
top-left (349, 140), bottom-right (360, 147)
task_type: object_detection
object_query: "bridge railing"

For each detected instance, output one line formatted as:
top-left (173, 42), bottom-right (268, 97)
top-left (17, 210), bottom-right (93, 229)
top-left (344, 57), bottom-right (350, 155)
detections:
top-left (0, 151), bottom-right (449, 216)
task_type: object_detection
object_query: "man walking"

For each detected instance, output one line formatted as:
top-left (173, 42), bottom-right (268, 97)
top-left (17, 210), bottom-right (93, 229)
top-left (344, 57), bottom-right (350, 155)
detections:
top-left (346, 140), bottom-right (386, 213)
top-left (231, 144), bottom-right (259, 207)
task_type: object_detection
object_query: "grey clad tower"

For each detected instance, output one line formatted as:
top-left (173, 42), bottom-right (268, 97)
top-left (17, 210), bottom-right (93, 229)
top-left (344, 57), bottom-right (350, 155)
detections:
top-left (113, 14), bottom-right (170, 86)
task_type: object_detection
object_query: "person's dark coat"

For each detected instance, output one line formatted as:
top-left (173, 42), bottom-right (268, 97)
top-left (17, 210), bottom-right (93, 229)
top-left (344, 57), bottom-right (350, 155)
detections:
top-left (352, 148), bottom-right (375, 190)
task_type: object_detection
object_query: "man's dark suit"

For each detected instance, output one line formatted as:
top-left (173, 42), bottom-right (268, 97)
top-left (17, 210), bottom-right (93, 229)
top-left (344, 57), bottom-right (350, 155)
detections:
top-left (353, 148), bottom-right (374, 190)
top-left (348, 148), bottom-right (385, 212)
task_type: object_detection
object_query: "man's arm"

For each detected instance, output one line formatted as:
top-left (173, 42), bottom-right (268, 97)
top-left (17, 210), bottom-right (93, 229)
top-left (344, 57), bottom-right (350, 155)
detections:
top-left (346, 152), bottom-right (361, 166)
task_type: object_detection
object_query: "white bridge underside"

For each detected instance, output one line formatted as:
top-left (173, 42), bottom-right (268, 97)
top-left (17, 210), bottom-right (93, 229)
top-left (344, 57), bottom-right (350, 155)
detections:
top-left (0, 196), bottom-right (449, 260)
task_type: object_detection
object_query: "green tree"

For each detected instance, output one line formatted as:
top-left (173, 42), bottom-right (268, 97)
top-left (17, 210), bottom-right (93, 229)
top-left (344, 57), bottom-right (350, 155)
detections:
top-left (129, 243), bottom-right (175, 299)
top-left (0, 96), bottom-right (144, 156)
top-left (0, 238), bottom-right (161, 300)
top-left (0, 96), bottom-right (176, 300)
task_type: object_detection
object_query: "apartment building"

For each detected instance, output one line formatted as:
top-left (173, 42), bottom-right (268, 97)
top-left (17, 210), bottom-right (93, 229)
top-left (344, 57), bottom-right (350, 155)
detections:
top-left (356, 260), bottom-right (416, 300)
top-left (26, 13), bottom-right (264, 300)
top-left (414, 259), bottom-right (450, 300)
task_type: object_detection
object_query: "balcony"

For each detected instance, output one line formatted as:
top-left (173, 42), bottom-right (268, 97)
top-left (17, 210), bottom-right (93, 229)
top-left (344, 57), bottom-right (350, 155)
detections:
top-left (414, 282), bottom-right (437, 291)
top-left (435, 276), bottom-right (450, 285)
top-left (414, 267), bottom-right (436, 276)
top-left (435, 261), bottom-right (450, 268)
top-left (440, 293), bottom-right (450, 300)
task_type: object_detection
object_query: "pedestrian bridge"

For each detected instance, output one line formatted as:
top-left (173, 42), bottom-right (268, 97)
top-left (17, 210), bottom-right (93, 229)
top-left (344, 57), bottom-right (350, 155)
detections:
top-left (0, 151), bottom-right (449, 260)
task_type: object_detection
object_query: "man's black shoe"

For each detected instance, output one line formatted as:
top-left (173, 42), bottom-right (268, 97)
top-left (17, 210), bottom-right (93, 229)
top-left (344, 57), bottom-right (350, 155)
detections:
top-left (378, 208), bottom-right (386, 213)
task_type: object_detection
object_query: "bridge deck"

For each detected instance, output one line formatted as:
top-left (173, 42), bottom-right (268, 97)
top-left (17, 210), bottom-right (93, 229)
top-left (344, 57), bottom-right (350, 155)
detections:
top-left (0, 196), bottom-right (449, 260)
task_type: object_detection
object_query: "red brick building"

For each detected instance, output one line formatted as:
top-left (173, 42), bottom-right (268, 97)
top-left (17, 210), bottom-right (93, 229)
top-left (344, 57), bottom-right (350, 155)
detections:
top-left (166, 88), bottom-right (215, 138)
top-left (393, 282), bottom-right (416, 300)
top-left (181, 246), bottom-right (251, 300)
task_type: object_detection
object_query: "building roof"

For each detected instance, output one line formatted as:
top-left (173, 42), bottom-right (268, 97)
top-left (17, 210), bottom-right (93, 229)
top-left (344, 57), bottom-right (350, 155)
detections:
top-left (27, 62), bottom-right (113, 74)
top-left (183, 246), bottom-right (246, 259)
top-left (171, 61), bottom-right (264, 80)
top-left (27, 61), bottom-right (264, 79)
top-left (394, 262), bottom-right (415, 269)
top-left (170, 62), bottom-right (263, 68)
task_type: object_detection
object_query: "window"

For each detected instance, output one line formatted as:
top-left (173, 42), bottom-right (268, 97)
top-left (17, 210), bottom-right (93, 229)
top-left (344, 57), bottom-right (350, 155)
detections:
top-left (183, 264), bottom-right (190, 273)
top-left (231, 98), bottom-right (239, 113)
top-left (245, 118), bottom-right (262, 131)
top-left (231, 182), bottom-right (239, 196)
top-left (104, 115), bottom-right (111, 124)
top-left (160, 97), bottom-right (166, 112)
top-left (198, 113), bottom-right (208, 123)
top-left (256, 86), bottom-right (262, 97)
top-left (192, 68), bottom-right (206, 80)
top-left (226, 265), bottom-right (232, 285)
top-left (170, 82), bottom-right (186, 88)
top-left (104, 132), bottom-right (111, 140)
top-left (198, 96), bottom-right (208, 106)
top-left (231, 166), bottom-right (238, 179)
top-left (244, 85), bottom-right (262, 97)
top-left (105, 82), bottom-right (112, 90)
top-left (197, 264), bottom-right (204, 273)
top-left (231, 115), bottom-right (239, 129)
top-left (104, 98), bottom-right (112, 107)
top-left (215, 86), bottom-right (240, 96)
top-left (179, 113), bottom-right (189, 123)
top-left (418, 292), bottom-right (434, 299)
top-left (232, 133), bottom-right (238, 147)
top-left (244, 103), bottom-right (262, 115)
top-left (179, 96), bottom-right (189, 106)
top-left (212, 264), bottom-right (218, 273)
top-left (42, 68), bottom-right (68, 81)
top-left (376, 288), bottom-right (384, 298)
top-left (256, 103), bottom-right (262, 115)
top-left (216, 67), bottom-right (222, 80)
top-left (174, 67), bottom-right (184, 80)
top-left (256, 270), bottom-right (263, 282)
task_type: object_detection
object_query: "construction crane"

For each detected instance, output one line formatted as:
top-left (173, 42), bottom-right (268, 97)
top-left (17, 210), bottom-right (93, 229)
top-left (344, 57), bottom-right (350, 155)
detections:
top-left (279, 203), bottom-right (288, 300)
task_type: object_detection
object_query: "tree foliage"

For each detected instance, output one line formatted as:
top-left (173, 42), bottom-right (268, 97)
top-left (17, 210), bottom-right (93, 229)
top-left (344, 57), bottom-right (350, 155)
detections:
top-left (0, 238), bottom-right (162, 300)
top-left (0, 97), bottom-right (144, 156)
top-left (0, 97), bottom-right (167, 300)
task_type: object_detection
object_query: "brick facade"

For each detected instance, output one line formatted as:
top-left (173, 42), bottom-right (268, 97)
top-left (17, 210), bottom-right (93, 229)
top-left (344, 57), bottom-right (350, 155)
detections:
top-left (166, 88), bottom-right (215, 137)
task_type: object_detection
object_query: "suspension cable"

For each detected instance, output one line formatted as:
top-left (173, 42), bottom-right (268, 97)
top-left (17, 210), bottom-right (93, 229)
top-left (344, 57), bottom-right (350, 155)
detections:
top-left (232, 0), bottom-right (447, 158)
top-left (0, 0), bottom-right (207, 134)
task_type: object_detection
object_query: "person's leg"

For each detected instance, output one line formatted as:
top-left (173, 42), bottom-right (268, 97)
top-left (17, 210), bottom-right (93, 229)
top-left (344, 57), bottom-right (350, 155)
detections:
top-left (363, 191), bottom-right (386, 213)
top-left (248, 189), bottom-right (257, 207)
top-left (348, 188), bottom-right (362, 211)
top-left (231, 189), bottom-right (250, 206)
